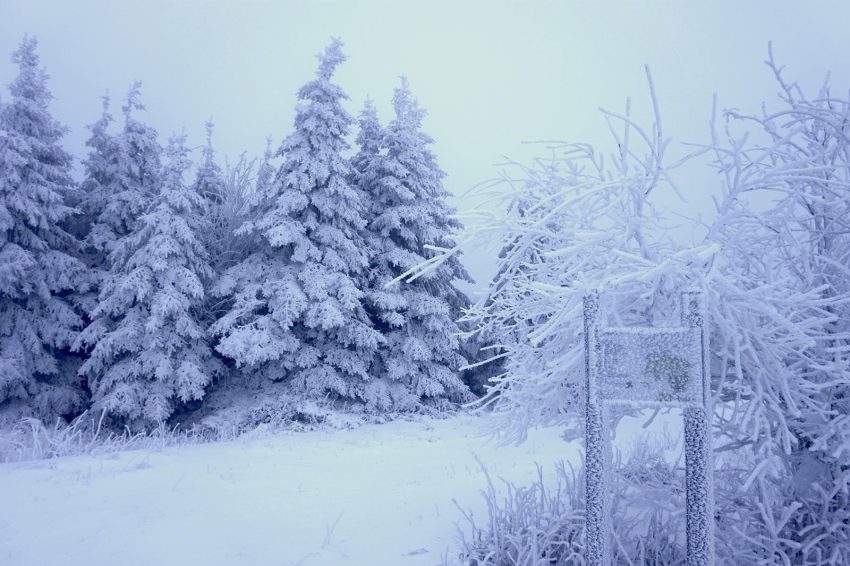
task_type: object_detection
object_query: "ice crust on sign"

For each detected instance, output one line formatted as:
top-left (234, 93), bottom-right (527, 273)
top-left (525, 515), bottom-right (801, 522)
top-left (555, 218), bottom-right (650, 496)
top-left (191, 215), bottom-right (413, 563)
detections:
top-left (599, 326), bottom-right (702, 407)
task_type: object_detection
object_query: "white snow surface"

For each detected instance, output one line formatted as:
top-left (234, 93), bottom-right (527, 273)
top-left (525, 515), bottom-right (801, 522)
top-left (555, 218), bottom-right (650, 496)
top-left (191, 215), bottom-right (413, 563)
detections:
top-left (0, 413), bottom-right (581, 566)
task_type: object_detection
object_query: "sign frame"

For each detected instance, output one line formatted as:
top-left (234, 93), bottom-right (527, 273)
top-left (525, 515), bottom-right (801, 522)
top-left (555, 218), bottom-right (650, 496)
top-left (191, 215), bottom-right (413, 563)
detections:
top-left (583, 290), bottom-right (714, 566)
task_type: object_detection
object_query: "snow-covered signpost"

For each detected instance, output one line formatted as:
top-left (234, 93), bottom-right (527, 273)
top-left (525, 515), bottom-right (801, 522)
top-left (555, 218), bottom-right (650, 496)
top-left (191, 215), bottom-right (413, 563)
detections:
top-left (583, 290), bottom-right (714, 566)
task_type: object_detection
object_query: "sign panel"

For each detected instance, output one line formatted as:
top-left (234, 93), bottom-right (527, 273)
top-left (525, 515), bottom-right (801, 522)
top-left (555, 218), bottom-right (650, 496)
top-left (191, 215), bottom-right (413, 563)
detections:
top-left (599, 326), bottom-right (703, 407)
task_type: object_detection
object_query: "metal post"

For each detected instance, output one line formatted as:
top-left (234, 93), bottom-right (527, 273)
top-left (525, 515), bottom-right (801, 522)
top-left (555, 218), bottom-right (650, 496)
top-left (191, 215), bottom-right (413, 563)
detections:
top-left (584, 292), bottom-right (610, 566)
top-left (681, 291), bottom-right (715, 566)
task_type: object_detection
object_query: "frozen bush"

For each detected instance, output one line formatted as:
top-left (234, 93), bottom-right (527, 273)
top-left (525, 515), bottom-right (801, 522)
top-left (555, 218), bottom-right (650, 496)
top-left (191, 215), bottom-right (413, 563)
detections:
top-left (457, 461), bottom-right (584, 566)
top-left (0, 410), bottom-right (210, 463)
top-left (457, 436), bottom-right (687, 566)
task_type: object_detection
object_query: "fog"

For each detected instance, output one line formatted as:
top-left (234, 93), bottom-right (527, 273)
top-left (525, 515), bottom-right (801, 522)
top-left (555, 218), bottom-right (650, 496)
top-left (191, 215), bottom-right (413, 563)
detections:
top-left (2, 0), bottom-right (848, 288)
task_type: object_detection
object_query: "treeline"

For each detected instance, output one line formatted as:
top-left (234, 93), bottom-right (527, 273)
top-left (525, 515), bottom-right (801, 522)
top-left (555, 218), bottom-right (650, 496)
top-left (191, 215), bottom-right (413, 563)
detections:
top-left (0, 37), bottom-right (483, 430)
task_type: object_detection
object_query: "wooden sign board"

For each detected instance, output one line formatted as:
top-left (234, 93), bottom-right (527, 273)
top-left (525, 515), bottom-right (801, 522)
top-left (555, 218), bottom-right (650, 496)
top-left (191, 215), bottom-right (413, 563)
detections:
top-left (599, 327), bottom-right (703, 407)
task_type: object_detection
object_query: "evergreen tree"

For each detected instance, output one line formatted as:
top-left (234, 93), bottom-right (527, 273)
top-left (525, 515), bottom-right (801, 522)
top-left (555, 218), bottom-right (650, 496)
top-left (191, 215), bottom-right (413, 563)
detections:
top-left (351, 99), bottom-right (382, 176)
top-left (0, 37), bottom-right (89, 420)
top-left (84, 82), bottom-right (161, 262)
top-left (193, 121), bottom-right (227, 205)
top-left (212, 40), bottom-right (382, 402)
top-left (358, 78), bottom-right (473, 409)
top-left (65, 95), bottom-right (115, 246)
top-left (192, 120), bottom-right (228, 267)
top-left (254, 136), bottom-right (276, 196)
top-left (63, 95), bottom-right (119, 316)
top-left (76, 135), bottom-right (221, 426)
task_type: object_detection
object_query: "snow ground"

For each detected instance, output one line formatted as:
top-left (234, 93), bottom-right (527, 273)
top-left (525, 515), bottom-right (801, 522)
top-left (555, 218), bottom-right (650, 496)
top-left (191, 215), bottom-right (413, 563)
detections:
top-left (0, 413), bottom-right (581, 566)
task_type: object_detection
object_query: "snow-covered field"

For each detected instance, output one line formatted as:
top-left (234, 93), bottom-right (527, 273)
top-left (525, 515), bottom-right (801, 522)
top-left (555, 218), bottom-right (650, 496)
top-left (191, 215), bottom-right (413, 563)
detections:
top-left (0, 413), bottom-right (580, 566)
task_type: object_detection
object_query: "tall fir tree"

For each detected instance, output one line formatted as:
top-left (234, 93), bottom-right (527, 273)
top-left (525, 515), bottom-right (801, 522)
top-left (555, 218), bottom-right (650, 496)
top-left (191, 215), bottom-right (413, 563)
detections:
top-left (356, 78), bottom-right (473, 409)
top-left (212, 40), bottom-right (382, 402)
top-left (254, 136), bottom-right (276, 196)
top-left (351, 99), bottom-right (382, 176)
top-left (64, 95), bottom-right (115, 247)
top-left (0, 37), bottom-right (89, 420)
top-left (63, 95), bottom-right (120, 317)
top-left (83, 82), bottom-right (161, 264)
top-left (76, 135), bottom-right (221, 426)
top-left (192, 120), bottom-right (228, 268)
top-left (193, 121), bottom-right (226, 205)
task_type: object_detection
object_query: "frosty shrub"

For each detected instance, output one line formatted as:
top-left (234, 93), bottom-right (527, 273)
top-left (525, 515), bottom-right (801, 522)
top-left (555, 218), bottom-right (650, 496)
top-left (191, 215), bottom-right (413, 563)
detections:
top-left (182, 380), bottom-right (419, 438)
top-left (457, 461), bottom-right (584, 566)
top-left (438, 54), bottom-right (849, 565)
top-left (238, 394), bottom-right (385, 433)
top-left (0, 410), bottom-right (214, 463)
top-left (192, 120), bottom-right (255, 276)
top-left (457, 436), bottom-right (686, 566)
top-left (197, 141), bottom-right (258, 330)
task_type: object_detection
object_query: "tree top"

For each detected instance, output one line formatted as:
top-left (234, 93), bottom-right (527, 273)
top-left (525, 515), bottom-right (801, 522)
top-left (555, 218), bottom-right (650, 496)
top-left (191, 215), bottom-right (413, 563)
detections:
top-left (316, 38), bottom-right (346, 81)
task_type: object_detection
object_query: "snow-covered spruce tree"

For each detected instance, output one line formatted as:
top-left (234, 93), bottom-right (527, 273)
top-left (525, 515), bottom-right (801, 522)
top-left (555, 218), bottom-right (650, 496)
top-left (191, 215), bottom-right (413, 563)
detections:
top-left (194, 121), bottom-right (227, 205)
top-left (192, 121), bottom-right (228, 263)
top-left (64, 95), bottom-right (115, 246)
top-left (59, 95), bottom-right (120, 318)
top-left (212, 40), bottom-right (382, 403)
top-left (71, 83), bottom-right (163, 338)
top-left (0, 37), bottom-right (90, 421)
top-left (254, 136), bottom-right (276, 196)
top-left (76, 135), bottom-right (221, 427)
top-left (81, 82), bottom-right (161, 265)
top-left (356, 79), bottom-right (473, 410)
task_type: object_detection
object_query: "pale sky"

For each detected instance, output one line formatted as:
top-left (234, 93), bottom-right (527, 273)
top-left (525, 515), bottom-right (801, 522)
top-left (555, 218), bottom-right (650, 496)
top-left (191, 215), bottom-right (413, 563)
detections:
top-left (2, 0), bottom-right (849, 289)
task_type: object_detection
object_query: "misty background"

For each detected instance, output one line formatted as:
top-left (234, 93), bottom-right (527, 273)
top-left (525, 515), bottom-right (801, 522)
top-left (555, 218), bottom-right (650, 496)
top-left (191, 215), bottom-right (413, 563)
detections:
top-left (2, 0), bottom-right (848, 291)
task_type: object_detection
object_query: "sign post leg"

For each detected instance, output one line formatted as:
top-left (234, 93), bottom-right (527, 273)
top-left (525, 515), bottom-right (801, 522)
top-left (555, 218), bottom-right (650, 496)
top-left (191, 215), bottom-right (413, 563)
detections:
top-left (684, 407), bottom-right (713, 565)
top-left (585, 400), bottom-right (610, 566)
top-left (682, 291), bottom-right (715, 566)
top-left (584, 293), bottom-right (611, 566)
